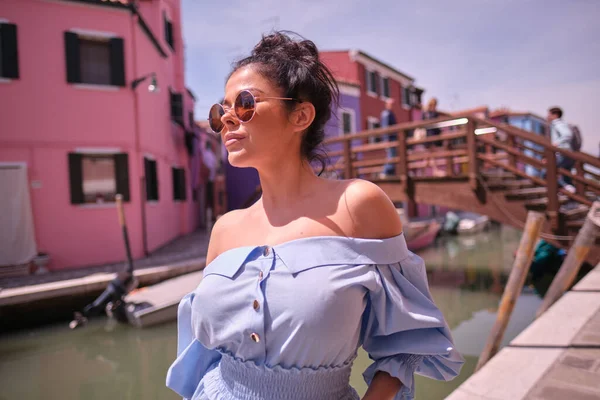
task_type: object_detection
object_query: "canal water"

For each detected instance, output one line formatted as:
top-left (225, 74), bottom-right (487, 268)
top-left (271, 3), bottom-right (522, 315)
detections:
top-left (0, 225), bottom-right (543, 400)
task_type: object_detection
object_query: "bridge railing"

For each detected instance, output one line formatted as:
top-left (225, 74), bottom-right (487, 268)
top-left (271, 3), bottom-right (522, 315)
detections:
top-left (323, 115), bottom-right (599, 231)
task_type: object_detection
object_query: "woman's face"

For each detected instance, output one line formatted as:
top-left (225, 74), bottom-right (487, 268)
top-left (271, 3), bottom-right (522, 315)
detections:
top-left (219, 66), bottom-right (299, 169)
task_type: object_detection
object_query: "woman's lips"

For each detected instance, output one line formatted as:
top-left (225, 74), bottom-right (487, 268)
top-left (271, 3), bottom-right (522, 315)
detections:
top-left (224, 134), bottom-right (246, 147)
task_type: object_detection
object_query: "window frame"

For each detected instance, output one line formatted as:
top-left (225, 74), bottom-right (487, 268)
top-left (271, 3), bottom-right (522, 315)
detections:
top-left (172, 166), bottom-right (187, 201)
top-left (64, 29), bottom-right (125, 89)
top-left (367, 117), bottom-right (381, 143)
top-left (338, 108), bottom-right (356, 136)
top-left (0, 21), bottom-right (19, 80)
top-left (163, 12), bottom-right (174, 51)
top-left (381, 76), bottom-right (390, 99)
top-left (144, 156), bottom-right (159, 202)
top-left (365, 69), bottom-right (378, 97)
top-left (67, 150), bottom-right (130, 206)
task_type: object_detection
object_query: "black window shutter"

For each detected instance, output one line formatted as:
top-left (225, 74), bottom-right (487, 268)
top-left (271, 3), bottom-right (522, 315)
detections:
top-left (114, 153), bottom-right (130, 201)
top-left (144, 158), bottom-right (151, 200)
top-left (151, 160), bottom-right (158, 200)
top-left (178, 168), bottom-right (186, 201)
top-left (109, 38), bottom-right (125, 87)
top-left (1, 23), bottom-right (19, 79)
top-left (64, 31), bottom-right (81, 83)
top-left (172, 167), bottom-right (178, 200)
top-left (68, 153), bottom-right (84, 204)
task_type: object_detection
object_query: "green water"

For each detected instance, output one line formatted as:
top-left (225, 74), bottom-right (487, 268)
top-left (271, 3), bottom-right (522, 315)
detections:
top-left (0, 225), bottom-right (542, 400)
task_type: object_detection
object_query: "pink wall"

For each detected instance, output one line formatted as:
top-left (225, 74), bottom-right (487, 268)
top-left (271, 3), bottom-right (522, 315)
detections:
top-left (0, 0), bottom-right (198, 270)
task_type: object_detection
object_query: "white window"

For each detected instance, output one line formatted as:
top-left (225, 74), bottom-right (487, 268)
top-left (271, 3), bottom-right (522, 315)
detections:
top-left (365, 69), bottom-right (377, 95)
top-left (338, 109), bottom-right (356, 135)
top-left (381, 76), bottom-right (390, 98)
top-left (401, 86), bottom-right (411, 108)
top-left (367, 117), bottom-right (381, 143)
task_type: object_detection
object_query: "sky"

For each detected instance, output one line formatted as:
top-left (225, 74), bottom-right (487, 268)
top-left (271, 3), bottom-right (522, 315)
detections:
top-left (180, 0), bottom-right (600, 156)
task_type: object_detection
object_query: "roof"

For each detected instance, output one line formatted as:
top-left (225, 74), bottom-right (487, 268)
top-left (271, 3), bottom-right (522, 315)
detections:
top-left (320, 49), bottom-right (415, 82)
top-left (336, 78), bottom-right (360, 88)
top-left (64, 0), bottom-right (167, 58)
top-left (489, 109), bottom-right (546, 122)
top-left (355, 50), bottom-right (414, 81)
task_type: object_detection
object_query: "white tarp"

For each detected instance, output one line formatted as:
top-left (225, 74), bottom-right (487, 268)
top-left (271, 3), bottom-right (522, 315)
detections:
top-left (0, 165), bottom-right (37, 266)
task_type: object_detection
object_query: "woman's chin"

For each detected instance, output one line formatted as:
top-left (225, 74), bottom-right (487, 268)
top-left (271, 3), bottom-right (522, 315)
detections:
top-left (227, 151), bottom-right (254, 168)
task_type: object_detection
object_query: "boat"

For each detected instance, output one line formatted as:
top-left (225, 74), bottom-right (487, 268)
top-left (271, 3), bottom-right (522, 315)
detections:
top-left (457, 215), bottom-right (490, 235)
top-left (406, 220), bottom-right (441, 251)
top-left (121, 270), bottom-right (203, 328)
top-left (397, 209), bottom-right (441, 251)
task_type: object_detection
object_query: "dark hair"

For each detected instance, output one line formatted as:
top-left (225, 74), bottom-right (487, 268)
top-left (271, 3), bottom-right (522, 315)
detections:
top-left (549, 107), bottom-right (563, 118)
top-left (230, 31), bottom-right (339, 171)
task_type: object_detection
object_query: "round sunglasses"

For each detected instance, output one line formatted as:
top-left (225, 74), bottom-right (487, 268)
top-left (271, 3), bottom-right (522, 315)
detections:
top-left (208, 90), bottom-right (298, 134)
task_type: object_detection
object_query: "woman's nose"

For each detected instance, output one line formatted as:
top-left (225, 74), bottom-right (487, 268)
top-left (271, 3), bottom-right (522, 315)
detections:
top-left (221, 108), bottom-right (239, 131)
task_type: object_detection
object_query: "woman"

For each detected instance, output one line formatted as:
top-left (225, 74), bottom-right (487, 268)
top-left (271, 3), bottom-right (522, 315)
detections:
top-left (167, 32), bottom-right (463, 400)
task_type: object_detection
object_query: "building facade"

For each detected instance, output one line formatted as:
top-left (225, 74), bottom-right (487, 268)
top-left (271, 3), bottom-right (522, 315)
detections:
top-left (320, 50), bottom-right (423, 134)
top-left (0, 0), bottom-right (200, 272)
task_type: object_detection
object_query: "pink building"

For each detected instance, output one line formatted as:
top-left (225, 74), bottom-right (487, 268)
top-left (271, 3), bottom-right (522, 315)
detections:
top-left (0, 0), bottom-right (201, 273)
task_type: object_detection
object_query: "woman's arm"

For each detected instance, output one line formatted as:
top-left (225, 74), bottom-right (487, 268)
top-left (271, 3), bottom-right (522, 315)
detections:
top-left (362, 371), bottom-right (402, 400)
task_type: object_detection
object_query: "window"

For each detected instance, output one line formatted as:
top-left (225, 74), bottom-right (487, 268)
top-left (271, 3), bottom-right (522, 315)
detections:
top-left (401, 86), bottom-right (410, 107)
top-left (381, 77), bottom-right (390, 98)
top-left (367, 117), bottom-right (381, 143)
top-left (339, 109), bottom-right (355, 135)
top-left (68, 152), bottom-right (129, 204)
top-left (170, 90), bottom-right (184, 126)
top-left (164, 13), bottom-right (174, 50)
top-left (64, 31), bottom-right (125, 86)
top-left (365, 69), bottom-right (377, 95)
top-left (144, 157), bottom-right (159, 201)
top-left (0, 22), bottom-right (19, 79)
top-left (172, 167), bottom-right (186, 201)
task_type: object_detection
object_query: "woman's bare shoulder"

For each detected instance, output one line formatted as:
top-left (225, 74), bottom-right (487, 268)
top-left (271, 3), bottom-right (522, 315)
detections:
top-left (205, 208), bottom-right (251, 264)
top-left (337, 178), bottom-right (403, 239)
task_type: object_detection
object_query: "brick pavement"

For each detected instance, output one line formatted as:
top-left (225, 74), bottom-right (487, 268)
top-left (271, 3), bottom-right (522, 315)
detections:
top-left (0, 230), bottom-right (209, 290)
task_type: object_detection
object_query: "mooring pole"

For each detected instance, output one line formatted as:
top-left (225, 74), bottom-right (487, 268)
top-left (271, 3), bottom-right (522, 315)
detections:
top-left (536, 201), bottom-right (600, 318)
top-left (475, 211), bottom-right (545, 372)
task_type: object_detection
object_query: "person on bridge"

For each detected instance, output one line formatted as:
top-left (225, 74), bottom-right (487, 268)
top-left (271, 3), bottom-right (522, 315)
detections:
top-left (546, 107), bottom-right (576, 193)
top-left (380, 98), bottom-right (398, 177)
top-left (166, 31), bottom-right (463, 400)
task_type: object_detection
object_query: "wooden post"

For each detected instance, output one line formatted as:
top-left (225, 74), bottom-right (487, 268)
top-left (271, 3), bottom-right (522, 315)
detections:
top-left (466, 119), bottom-right (477, 190)
top-left (574, 160), bottom-right (585, 195)
top-left (507, 135), bottom-right (516, 169)
top-left (475, 211), bottom-right (545, 372)
top-left (397, 129), bottom-right (408, 189)
top-left (545, 147), bottom-right (559, 231)
top-left (343, 140), bottom-right (353, 179)
top-left (536, 201), bottom-right (600, 318)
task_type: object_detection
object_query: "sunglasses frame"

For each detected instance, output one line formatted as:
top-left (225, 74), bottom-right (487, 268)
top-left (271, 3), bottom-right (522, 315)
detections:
top-left (208, 90), bottom-right (297, 134)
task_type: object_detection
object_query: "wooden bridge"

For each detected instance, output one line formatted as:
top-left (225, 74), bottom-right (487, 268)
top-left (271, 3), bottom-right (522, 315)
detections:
top-left (323, 114), bottom-right (600, 264)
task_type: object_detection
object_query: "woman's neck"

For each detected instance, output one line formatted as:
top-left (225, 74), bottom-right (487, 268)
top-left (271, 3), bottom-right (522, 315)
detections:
top-left (257, 158), bottom-right (321, 211)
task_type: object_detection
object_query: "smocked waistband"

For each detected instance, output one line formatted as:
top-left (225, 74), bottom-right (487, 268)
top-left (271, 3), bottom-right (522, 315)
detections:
top-left (201, 353), bottom-right (359, 400)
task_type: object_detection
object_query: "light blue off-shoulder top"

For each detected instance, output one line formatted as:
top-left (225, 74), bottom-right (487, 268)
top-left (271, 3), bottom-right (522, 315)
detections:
top-left (166, 233), bottom-right (464, 400)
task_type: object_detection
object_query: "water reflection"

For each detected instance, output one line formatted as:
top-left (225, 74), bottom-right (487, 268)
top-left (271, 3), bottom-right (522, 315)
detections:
top-left (0, 225), bottom-right (539, 400)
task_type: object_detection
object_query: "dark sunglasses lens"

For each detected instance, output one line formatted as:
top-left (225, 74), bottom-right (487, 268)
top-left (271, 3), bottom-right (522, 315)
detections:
top-left (235, 91), bottom-right (255, 122)
top-left (208, 104), bottom-right (225, 133)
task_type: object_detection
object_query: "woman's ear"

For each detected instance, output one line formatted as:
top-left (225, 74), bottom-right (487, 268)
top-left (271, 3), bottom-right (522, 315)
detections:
top-left (289, 102), bottom-right (316, 133)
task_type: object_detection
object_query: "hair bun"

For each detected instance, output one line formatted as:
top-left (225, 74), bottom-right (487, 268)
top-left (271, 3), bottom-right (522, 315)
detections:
top-left (252, 32), bottom-right (319, 64)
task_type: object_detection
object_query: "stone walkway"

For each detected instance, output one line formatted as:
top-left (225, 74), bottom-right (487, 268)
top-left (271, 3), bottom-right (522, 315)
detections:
top-left (447, 265), bottom-right (600, 400)
top-left (0, 230), bottom-right (210, 290)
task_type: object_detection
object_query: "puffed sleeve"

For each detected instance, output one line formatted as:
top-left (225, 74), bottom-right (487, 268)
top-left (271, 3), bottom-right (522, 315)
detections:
top-left (166, 292), bottom-right (221, 399)
top-left (361, 253), bottom-right (464, 399)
